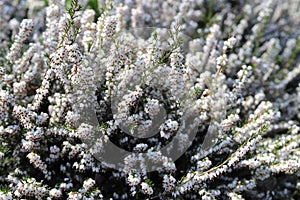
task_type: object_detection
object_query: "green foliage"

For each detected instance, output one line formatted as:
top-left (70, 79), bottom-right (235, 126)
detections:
top-left (0, 185), bottom-right (10, 194)
top-left (87, 0), bottom-right (100, 21)
top-left (285, 38), bottom-right (300, 69)
top-left (145, 178), bottom-right (154, 188)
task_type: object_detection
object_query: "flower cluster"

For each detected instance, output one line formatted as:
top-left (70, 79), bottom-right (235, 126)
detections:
top-left (0, 0), bottom-right (300, 199)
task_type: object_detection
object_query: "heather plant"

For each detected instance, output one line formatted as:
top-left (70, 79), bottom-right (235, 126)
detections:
top-left (0, 0), bottom-right (300, 199)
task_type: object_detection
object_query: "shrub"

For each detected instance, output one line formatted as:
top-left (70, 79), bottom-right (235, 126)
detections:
top-left (0, 0), bottom-right (300, 199)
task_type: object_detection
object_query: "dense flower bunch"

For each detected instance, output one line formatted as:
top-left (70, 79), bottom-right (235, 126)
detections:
top-left (1, 0), bottom-right (300, 199)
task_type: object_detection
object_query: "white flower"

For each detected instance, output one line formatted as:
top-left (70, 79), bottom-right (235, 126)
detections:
top-left (127, 174), bottom-right (141, 186)
top-left (141, 182), bottom-right (153, 195)
top-left (49, 188), bottom-right (62, 198)
top-left (216, 55), bottom-right (228, 66)
top-left (68, 192), bottom-right (83, 200)
top-left (83, 178), bottom-right (95, 191)
top-left (223, 36), bottom-right (237, 51)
